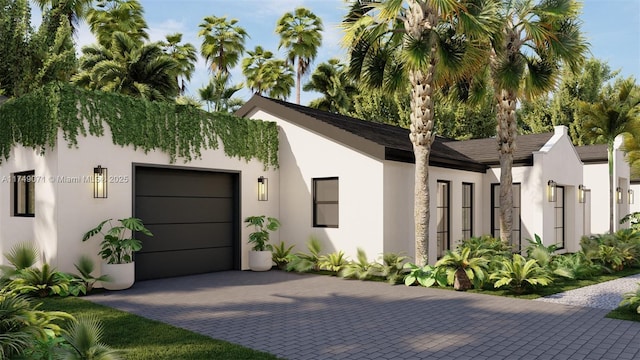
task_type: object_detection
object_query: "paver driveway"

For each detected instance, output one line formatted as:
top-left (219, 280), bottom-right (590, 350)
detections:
top-left (87, 271), bottom-right (640, 360)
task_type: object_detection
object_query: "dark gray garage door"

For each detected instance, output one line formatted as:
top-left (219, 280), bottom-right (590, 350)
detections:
top-left (134, 166), bottom-right (239, 280)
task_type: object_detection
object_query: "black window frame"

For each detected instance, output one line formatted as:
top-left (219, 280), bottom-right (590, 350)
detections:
top-left (462, 182), bottom-right (474, 240)
top-left (491, 183), bottom-right (521, 251)
top-left (554, 185), bottom-right (565, 250)
top-left (13, 170), bottom-right (35, 217)
top-left (437, 180), bottom-right (450, 258)
top-left (313, 177), bottom-right (339, 228)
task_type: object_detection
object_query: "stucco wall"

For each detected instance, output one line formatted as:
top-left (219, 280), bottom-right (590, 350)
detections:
top-left (248, 109), bottom-right (385, 263)
top-left (0, 126), bottom-right (278, 273)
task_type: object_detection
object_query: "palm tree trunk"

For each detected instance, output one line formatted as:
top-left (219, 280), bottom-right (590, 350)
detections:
top-left (608, 142), bottom-right (614, 233)
top-left (296, 59), bottom-right (302, 104)
top-left (454, 267), bottom-right (472, 291)
top-left (496, 88), bottom-right (518, 247)
top-left (406, 1), bottom-right (437, 265)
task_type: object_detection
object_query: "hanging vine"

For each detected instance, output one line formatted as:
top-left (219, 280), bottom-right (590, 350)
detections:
top-left (0, 84), bottom-right (278, 169)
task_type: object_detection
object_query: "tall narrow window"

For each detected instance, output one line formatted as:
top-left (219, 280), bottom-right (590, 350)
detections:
top-left (555, 186), bottom-right (565, 249)
top-left (14, 170), bottom-right (35, 217)
top-left (462, 183), bottom-right (473, 240)
top-left (313, 177), bottom-right (338, 228)
top-left (491, 183), bottom-right (521, 251)
top-left (437, 181), bottom-right (450, 258)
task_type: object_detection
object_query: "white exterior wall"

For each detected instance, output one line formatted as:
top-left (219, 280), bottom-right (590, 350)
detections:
top-left (0, 127), bottom-right (278, 273)
top-left (248, 110), bottom-right (385, 262)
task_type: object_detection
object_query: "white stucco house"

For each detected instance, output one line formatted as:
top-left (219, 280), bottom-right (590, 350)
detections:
top-left (0, 90), bottom-right (632, 280)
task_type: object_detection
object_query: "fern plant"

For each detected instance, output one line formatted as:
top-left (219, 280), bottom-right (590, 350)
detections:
top-left (490, 254), bottom-right (553, 294)
top-left (318, 251), bottom-right (349, 274)
top-left (435, 247), bottom-right (489, 291)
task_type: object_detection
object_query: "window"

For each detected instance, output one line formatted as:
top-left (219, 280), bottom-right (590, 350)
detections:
top-left (313, 177), bottom-right (338, 228)
top-left (13, 170), bottom-right (35, 217)
top-left (437, 181), bottom-right (450, 258)
top-left (462, 183), bottom-right (473, 240)
top-left (554, 186), bottom-right (565, 249)
top-left (491, 183), bottom-right (521, 251)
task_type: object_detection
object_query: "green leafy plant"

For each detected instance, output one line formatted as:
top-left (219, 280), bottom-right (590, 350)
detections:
top-left (377, 252), bottom-right (410, 284)
top-left (551, 252), bottom-right (601, 280)
top-left (59, 314), bottom-right (126, 360)
top-left (287, 236), bottom-right (322, 272)
top-left (435, 247), bottom-right (489, 291)
top-left (621, 212), bottom-right (640, 231)
top-left (490, 254), bottom-right (553, 294)
top-left (82, 218), bottom-right (153, 264)
top-left (598, 245), bottom-right (624, 272)
top-left (271, 241), bottom-right (295, 270)
top-left (244, 216), bottom-right (280, 251)
top-left (4, 242), bottom-right (39, 270)
top-left (318, 251), bottom-right (349, 274)
top-left (526, 234), bottom-right (558, 257)
top-left (403, 263), bottom-right (447, 287)
top-left (74, 255), bottom-right (111, 293)
top-left (620, 283), bottom-right (640, 314)
top-left (8, 263), bottom-right (73, 298)
top-left (341, 248), bottom-right (377, 280)
top-left (460, 235), bottom-right (511, 259)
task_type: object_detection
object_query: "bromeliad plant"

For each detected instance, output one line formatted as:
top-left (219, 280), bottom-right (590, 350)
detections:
top-left (82, 218), bottom-right (153, 264)
top-left (244, 216), bottom-right (281, 251)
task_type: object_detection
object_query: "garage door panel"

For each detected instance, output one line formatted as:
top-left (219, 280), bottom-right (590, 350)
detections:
top-left (138, 223), bottom-right (233, 253)
top-left (136, 197), bottom-right (233, 224)
top-left (135, 247), bottom-right (233, 281)
top-left (136, 168), bottom-right (234, 197)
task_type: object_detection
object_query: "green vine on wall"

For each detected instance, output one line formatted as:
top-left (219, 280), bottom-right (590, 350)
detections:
top-left (0, 84), bottom-right (278, 169)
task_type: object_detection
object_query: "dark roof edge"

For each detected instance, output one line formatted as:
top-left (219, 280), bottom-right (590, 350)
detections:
top-left (384, 148), bottom-right (487, 173)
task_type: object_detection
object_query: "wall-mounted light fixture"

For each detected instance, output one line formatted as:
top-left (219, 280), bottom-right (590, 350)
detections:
top-left (629, 189), bottom-right (635, 205)
top-left (578, 184), bottom-right (586, 203)
top-left (258, 176), bottom-right (268, 201)
top-left (617, 187), bottom-right (623, 204)
top-left (93, 165), bottom-right (108, 199)
top-left (547, 180), bottom-right (557, 202)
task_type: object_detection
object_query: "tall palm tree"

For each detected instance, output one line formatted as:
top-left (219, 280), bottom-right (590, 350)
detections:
top-left (242, 46), bottom-right (294, 99)
top-left (198, 73), bottom-right (243, 112)
top-left (275, 7), bottom-right (323, 104)
top-left (303, 58), bottom-right (358, 113)
top-left (87, 0), bottom-right (149, 47)
top-left (581, 78), bottom-right (640, 232)
top-left (198, 15), bottom-right (248, 77)
top-left (33, 0), bottom-right (93, 34)
top-left (160, 33), bottom-right (197, 95)
top-left (490, 0), bottom-right (587, 245)
top-left (73, 31), bottom-right (179, 100)
top-left (342, 0), bottom-right (500, 265)
top-left (242, 46), bottom-right (275, 95)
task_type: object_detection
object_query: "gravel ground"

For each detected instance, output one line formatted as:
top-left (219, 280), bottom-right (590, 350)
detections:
top-left (535, 273), bottom-right (640, 309)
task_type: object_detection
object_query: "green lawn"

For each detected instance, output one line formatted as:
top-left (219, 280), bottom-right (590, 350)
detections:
top-left (38, 297), bottom-right (282, 360)
top-left (606, 306), bottom-right (640, 322)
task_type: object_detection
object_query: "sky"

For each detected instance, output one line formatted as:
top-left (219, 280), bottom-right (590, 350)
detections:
top-left (31, 0), bottom-right (640, 106)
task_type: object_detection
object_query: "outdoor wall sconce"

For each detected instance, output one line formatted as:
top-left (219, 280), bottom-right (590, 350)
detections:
top-left (258, 176), bottom-right (268, 201)
top-left (547, 180), bottom-right (557, 202)
top-left (93, 165), bottom-right (108, 199)
top-left (629, 189), bottom-right (635, 204)
top-left (578, 184), bottom-right (586, 203)
top-left (617, 187), bottom-right (623, 204)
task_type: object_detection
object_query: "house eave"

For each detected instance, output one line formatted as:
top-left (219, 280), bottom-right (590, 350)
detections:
top-left (384, 147), bottom-right (487, 173)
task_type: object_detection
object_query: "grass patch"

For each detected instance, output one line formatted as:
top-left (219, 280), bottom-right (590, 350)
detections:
top-left (38, 297), bottom-right (282, 360)
top-left (606, 306), bottom-right (640, 322)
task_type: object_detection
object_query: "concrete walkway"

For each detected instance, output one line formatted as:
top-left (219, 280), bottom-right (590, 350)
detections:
top-left (86, 271), bottom-right (640, 360)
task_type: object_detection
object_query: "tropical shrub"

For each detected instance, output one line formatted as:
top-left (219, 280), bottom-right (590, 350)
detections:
top-left (7, 263), bottom-right (78, 298)
top-left (286, 236), bottom-right (322, 272)
top-left (377, 252), bottom-right (410, 285)
top-left (525, 235), bottom-right (558, 268)
top-left (550, 252), bottom-right (601, 280)
top-left (318, 251), bottom-right (349, 274)
top-left (490, 254), bottom-right (553, 294)
top-left (459, 235), bottom-right (511, 259)
top-left (341, 248), bottom-right (377, 280)
top-left (74, 255), bottom-right (111, 292)
top-left (271, 241), bottom-right (295, 270)
top-left (435, 248), bottom-right (489, 291)
top-left (403, 263), bottom-right (447, 287)
top-left (598, 245), bottom-right (625, 272)
top-left (59, 314), bottom-right (126, 360)
top-left (620, 283), bottom-right (640, 314)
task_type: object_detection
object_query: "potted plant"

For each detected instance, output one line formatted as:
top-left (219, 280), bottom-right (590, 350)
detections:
top-left (245, 216), bottom-right (280, 271)
top-left (82, 217), bottom-right (153, 290)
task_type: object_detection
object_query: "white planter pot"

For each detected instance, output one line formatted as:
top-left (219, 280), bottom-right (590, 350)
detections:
top-left (249, 251), bottom-right (273, 271)
top-left (101, 262), bottom-right (135, 290)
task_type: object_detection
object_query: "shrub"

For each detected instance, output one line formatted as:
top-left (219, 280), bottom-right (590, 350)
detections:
top-left (459, 235), bottom-right (511, 259)
top-left (551, 252), bottom-right (601, 280)
top-left (8, 263), bottom-right (78, 298)
top-left (620, 283), bottom-right (640, 314)
top-left (403, 263), bottom-right (447, 287)
top-left (435, 248), bottom-right (489, 291)
top-left (287, 236), bottom-right (322, 272)
top-left (271, 241), bottom-right (295, 270)
top-left (318, 251), bottom-right (349, 274)
top-left (377, 252), bottom-right (410, 284)
top-left (341, 248), bottom-right (377, 280)
top-left (74, 255), bottom-right (111, 293)
top-left (490, 254), bottom-right (553, 294)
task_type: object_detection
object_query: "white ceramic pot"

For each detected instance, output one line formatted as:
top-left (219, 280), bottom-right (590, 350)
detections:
top-left (249, 250), bottom-right (273, 271)
top-left (101, 262), bottom-right (135, 290)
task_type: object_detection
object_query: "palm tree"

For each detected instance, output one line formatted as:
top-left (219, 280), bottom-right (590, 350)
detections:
top-left (33, 0), bottom-right (93, 34)
top-left (489, 0), bottom-right (587, 245)
top-left (242, 46), bottom-right (275, 95)
top-left (198, 73), bottom-right (243, 112)
top-left (303, 58), bottom-right (358, 113)
top-left (581, 78), bottom-right (640, 232)
top-left (87, 0), bottom-right (149, 47)
top-left (160, 33), bottom-right (197, 95)
top-left (275, 7), bottom-right (323, 104)
top-left (73, 31), bottom-right (179, 100)
top-left (342, 0), bottom-right (500, 265)
top-left (61, 314), bottom-right (125, 359)
top-left (242, 46), bottom-right (294, 99)
top-left (198, 15), bottom-right (248, 77)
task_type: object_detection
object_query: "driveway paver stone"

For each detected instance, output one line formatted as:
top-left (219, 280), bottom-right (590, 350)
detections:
top-left (86, 271), bottom-right (640, 359)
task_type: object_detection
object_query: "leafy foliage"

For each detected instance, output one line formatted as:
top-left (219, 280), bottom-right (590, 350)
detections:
top-left (271, 242), bottom-right (295, 270)
top-left (244, 216), bottom-right (280, 252)
top-left (318, 251), bottom-right (349, 274)
top-left (8, 263), bottom-right (75, 298)
top-left (4, 242), bottom-right (39, 270)
top-left (490, 254), bottom-right (553, 294)
top-left (341, 248), bottom-right (377, 281)
top-left (376, 252), bottom-right (409, 285)
top-left (403, 263), bottom-right (447, 288)
top-left (620, 283), bottom-right (640, 314)
top-left (286, 236), bottom-right (322, 273)
top-left (74, 255), bottom-right (111, 292)
top-left (435, 248), bottom-right (489, 291)
top-left (82, 217), bottom-right (153, 264)
top-left (551, 252), bottom-right (601, 280)
top-left (0, 84), bottom-right (279, 169)
top-left (60, 314), bottom-right (126, 360)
